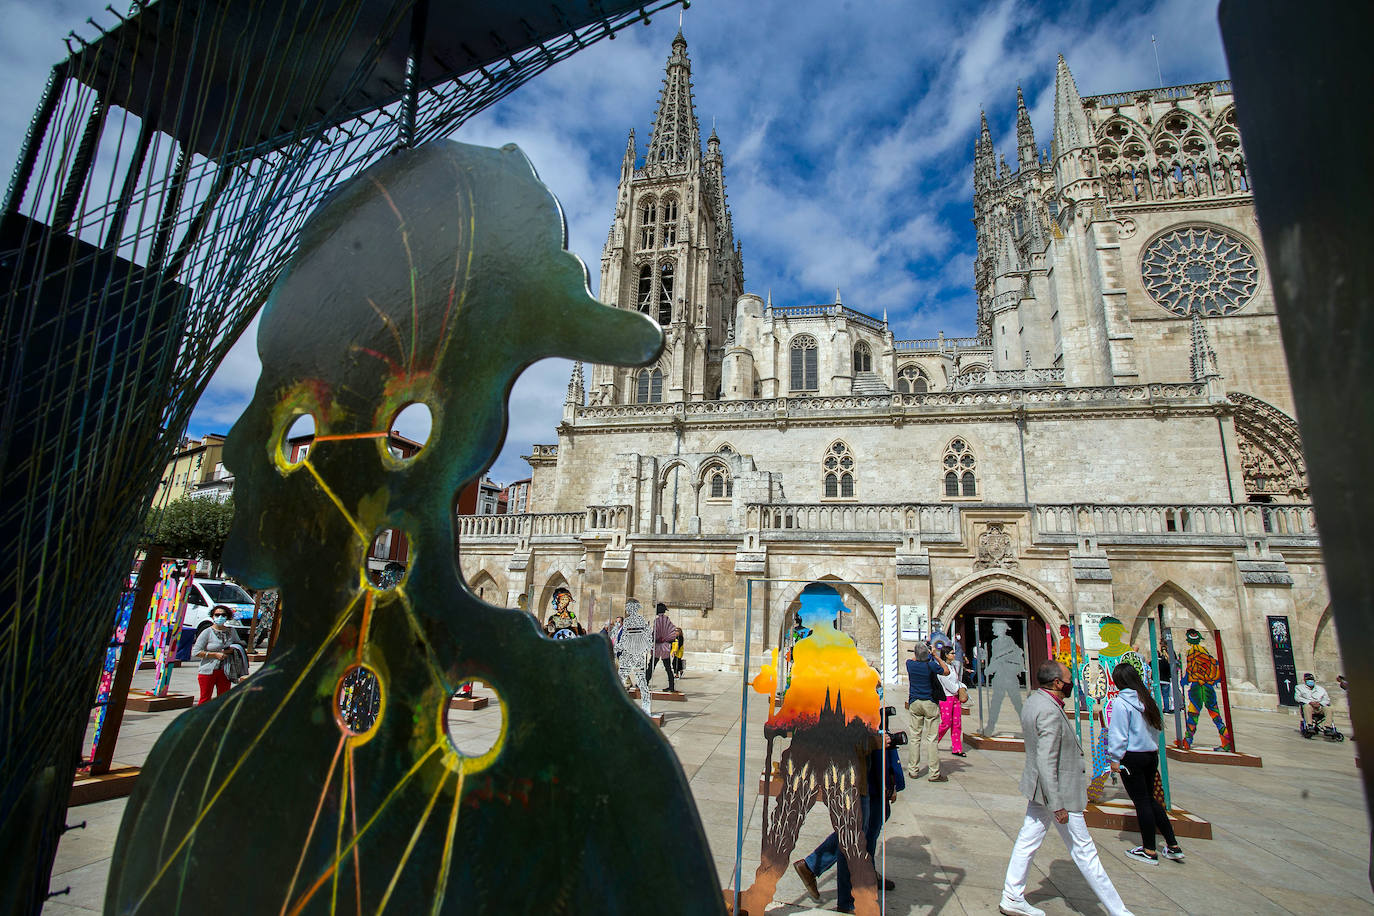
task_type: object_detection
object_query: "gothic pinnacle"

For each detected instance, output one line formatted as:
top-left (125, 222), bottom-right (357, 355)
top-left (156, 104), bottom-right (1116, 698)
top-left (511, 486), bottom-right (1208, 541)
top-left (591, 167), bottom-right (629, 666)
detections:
top-left (1016, 85), bottom-right (1037, 169)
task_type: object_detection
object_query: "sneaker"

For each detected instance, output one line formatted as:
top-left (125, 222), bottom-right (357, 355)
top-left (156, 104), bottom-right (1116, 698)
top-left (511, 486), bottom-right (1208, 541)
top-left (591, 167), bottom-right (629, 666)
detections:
top-left (1125, 846), bottom-right (1159, 866)
top-left (998, 897), bottom-right (1046, 916)
top-left (952, 750), bottom-right (967, 757)
top-left (928, 773), bottom-right (949, 783)
top-left (883, 878), bottom-right (895, 890)
top-left (1161, 845), bottom-right (1185, 862)
top-left (906, 765), bottom-right (922, 778)
top-left (792, 860), bottom-right (820, 902)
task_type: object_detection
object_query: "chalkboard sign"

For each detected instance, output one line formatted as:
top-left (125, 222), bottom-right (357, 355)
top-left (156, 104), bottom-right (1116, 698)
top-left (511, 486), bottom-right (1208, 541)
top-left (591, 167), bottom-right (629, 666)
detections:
top-left (1267, 615), bottom-right (1298, 706)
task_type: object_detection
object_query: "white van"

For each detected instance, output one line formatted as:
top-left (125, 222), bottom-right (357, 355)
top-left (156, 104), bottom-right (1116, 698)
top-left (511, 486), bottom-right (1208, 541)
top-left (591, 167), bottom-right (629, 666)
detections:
top-left (183, 579), bottom-right (258, 638)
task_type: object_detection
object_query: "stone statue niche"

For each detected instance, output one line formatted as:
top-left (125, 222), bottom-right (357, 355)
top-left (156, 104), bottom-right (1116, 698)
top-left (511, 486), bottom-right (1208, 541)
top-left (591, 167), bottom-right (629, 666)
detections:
top-left (106, 141), bottom-right (725, 915)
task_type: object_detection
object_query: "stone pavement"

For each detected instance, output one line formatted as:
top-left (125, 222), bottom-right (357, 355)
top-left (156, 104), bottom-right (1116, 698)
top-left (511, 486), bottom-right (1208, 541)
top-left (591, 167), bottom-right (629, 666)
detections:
top-left (45, 665), bottom-right (1370, 914)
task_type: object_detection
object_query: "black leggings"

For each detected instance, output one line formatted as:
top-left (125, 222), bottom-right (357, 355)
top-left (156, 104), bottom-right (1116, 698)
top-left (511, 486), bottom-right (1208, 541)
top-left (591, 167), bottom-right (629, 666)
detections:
top-left (1119, 750), bottom-right (1177, 851)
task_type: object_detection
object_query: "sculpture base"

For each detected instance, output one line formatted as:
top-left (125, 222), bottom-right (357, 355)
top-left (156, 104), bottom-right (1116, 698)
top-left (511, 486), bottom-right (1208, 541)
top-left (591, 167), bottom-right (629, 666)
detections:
top-left (1166, 745), bottom-right (1262, 767)
top-left (965, 733), bottom-right (1024, 752)
top-left (137, 659), bottom-right (180, 670)
top-left (1084, 800), bottom-right (1212, 840)
top-left (126, 692), bottom-right (194, 712)
top-left (450, 696), bottom-right (488, 710)
top-left (70, 765), bottom-right (140, 806)
top-left (649, 713), bottom-right (665, 727)
top-left (628, 688), bottom-right (686, 702)
top-left (758, 774), bottom-right (782, 797)
top-left (248, 652), bottom-right (269, 662)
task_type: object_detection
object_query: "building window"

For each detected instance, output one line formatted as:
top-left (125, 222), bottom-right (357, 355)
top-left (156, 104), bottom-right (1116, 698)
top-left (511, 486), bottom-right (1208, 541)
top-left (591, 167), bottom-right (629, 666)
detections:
top-left (636, 368), bottom-right (663, 403)
top-left (658, 261), bottom-right (674, 325)
top-left (790, 334), bottom-right (818, 391)
top-left (637, 264), bottom-right (653, 314)
top-left (823, 440), bottom-right (855, 498)
top-left (942, 438), bottom-right (978, 498)
top-left (639, 198), bottom-right (656, 250)
top-left (897, 365), bottom-right (928, 393)
top-left (706, 466), bottom-right (732, 499)
top-left (852, 341), bottom-right (872, 373)
top-left (1140, 225), bottom-right (1259, 317)
top-left (661, 196), bottom-right (678, 245)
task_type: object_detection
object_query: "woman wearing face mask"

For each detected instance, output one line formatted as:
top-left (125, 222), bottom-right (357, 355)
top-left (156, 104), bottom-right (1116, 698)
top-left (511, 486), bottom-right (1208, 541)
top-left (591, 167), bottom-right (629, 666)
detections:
top-left (1106, 662), bottom-right (1184, 865)
top-left (192, 605), bottom-right (246, 705)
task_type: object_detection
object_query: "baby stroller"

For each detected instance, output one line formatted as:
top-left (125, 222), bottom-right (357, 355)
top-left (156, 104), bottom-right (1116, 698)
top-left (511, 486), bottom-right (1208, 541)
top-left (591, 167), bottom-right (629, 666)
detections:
top-left (1299, 703), bottom-right (1345, 741)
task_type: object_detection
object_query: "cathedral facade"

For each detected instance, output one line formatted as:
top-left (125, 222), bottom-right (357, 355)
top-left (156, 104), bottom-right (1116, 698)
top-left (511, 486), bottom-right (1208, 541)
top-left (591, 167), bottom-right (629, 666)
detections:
top-left (456, 36), bottom-right (1332, 707)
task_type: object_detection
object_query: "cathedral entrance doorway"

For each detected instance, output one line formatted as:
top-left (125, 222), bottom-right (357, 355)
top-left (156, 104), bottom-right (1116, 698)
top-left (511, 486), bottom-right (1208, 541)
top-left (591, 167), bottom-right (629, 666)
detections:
top-left (950, 590), bottom-right (1051, 687)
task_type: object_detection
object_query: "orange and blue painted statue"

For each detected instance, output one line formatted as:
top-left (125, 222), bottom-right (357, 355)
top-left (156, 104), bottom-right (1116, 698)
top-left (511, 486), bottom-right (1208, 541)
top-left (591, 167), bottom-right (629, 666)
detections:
top-left (107, 141), bottom-right (723, 914)
top-left (743, 583), bottom-right (882, 916)
top-left (1182, 628), bottom-right (1233, 751)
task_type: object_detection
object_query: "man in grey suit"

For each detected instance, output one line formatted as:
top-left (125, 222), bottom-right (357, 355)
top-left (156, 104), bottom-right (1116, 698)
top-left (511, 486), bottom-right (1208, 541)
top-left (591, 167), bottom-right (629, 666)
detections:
top-left (999, 660), bottom-right (1133, 916)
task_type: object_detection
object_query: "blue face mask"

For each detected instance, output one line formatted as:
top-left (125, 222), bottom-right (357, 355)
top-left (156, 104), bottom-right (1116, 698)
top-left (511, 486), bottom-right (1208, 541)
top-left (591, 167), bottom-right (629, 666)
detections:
top-left (214, 615), bottom-right (229, 625)
top-left (1305, 679), bottom-right (1315, 687)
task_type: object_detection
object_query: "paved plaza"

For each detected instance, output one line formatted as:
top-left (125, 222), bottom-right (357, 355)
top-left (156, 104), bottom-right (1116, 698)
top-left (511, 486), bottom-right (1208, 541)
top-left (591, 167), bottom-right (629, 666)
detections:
top-left (46, 665), bottom-right (1369, 914)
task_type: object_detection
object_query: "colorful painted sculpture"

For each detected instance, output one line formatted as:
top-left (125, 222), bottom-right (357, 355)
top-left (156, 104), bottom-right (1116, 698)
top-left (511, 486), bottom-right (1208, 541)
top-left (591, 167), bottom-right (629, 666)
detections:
top-left (146, 562), bottom-right (192, 697)
top-left (107, 141), bottom-right (722, 914)
top-left (1054, 623), bottom-right (1072, 668)
top-left (743, 583), bottom-right (882, 916)
top-left (1088, 616), bottom-right (1148, 801)
top-left (546, 586), bottom-right (583, 639)
top-left (1182, 628), bottom-right (1234, 751)
top-left (89, 589), bottom-right (137, 759)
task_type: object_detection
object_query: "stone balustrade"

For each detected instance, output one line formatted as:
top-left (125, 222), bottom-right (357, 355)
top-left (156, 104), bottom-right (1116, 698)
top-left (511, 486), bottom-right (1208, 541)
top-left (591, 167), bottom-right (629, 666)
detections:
top-left (1034, 502), bottom-right (1317, 538)
top-left (456, 511), bottom-right (585, 540)
top-left (746, 502), bottom-right (958, 535)
top-left (586, 504), bottom-right (634, 531)
top-left (951, 367), bottom-right (1066, 389)
top-left (574, 380), bottom-right (1211, 421)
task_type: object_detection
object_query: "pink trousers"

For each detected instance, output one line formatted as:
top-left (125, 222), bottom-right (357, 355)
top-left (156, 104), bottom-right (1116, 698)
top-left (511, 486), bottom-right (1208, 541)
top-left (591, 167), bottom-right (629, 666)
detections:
top-left (937, 695), bottom-right (963, 753)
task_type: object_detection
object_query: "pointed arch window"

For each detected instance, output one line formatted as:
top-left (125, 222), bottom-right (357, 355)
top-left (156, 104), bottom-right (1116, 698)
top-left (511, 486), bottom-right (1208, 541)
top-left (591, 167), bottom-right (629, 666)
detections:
top-left (823, 440), bottom-right (855, 499)
top-left (852, 340), bottom-right (872, 374)
top-left (639, 198), bottom-right (657, 250)
top-left (897, 365), bottom-right (928, 394)
top-left (635, 368), bottom-right (663, 403)
top-left (942, 438), bottom-right (978, 498)
top-left (637, 264), bottom-right (654, 315)
top-left (705, 464), bottom-right (733, 499)
top-left (661, 196), bottom-right (678, 245)
top-left (658, 261), bottom-right (675, 325)
top-left (790, 334), bottom-right (819, 391)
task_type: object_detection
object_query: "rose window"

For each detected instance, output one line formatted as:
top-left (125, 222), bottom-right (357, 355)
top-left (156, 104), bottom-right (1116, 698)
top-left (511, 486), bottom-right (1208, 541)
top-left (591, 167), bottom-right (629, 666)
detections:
top-left (1141, 226), bottom-right (1259, 317)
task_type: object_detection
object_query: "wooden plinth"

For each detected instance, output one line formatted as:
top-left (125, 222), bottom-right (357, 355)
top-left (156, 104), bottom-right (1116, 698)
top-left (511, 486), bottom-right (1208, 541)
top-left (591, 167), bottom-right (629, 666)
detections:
top-left (1166, 746), bottom-right (1262, 767)
top-left (650, 713), bottom-right (665, 727)
top-left (248, 652), bottom-right (269, 662)
top-left (137, 659), bottom-right (180, 670)
top-left (449, 696), bottom-right (488, 710)
top-left (627, 688), bottom-right (687, 702)
top-left (758, 774), bottom-right (782, 797)
top-left (125, 693), bottom-right (194, 712)
top-left (965, 733), bottom-right (1024, 752)
top-left (1084, 800), bottom-right (1212, 840)
top-left (70, 765), bottom-right (140, 806)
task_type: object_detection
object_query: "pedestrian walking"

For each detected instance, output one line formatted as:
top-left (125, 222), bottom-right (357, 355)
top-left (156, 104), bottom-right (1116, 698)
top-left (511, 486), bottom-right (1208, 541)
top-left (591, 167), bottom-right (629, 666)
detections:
top-left (1107, 663), bottom-right (1184, 866)
top-left (192, 607), bottom-right (246, 705)
top-left (935, 644), bottom-right (967, 757)
top-left (905, 642), bottom-right (950, 782)
top-left (1000, 660), bottom-right (1133, 916)
top-left (649, 602), bottom-right (678, 691)
top-left (671, 626), bottom-right (685, 678)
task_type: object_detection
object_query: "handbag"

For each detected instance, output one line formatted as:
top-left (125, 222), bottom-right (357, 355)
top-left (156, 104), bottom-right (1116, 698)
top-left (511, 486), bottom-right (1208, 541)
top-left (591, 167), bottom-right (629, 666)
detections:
top-left (956, 685), bottom-right (969, 704)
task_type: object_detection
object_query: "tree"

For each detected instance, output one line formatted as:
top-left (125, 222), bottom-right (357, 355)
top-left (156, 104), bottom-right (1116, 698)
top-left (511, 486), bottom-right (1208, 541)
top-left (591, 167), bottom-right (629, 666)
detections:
top-left (145, 496), bottom-right (235, 569)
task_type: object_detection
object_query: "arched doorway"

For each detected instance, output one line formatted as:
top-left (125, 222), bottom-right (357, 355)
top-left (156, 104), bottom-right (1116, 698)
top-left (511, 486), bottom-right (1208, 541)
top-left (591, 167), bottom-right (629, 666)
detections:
top-left (950, 590), bottom-right (1051, 687)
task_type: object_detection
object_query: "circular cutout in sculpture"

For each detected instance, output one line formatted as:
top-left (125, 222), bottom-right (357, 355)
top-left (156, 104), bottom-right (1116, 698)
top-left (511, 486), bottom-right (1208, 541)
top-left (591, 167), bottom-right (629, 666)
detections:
top-left (336, 664), bottom-right (382, 736)
top-left (281, 413), bottom-right (316, 467)
top-left (387, 401), bottom-right (433, 457)
top-left (446, 680), bottom-right (504, 761)
top-left (1140, 226), bottom-right (1258, 317)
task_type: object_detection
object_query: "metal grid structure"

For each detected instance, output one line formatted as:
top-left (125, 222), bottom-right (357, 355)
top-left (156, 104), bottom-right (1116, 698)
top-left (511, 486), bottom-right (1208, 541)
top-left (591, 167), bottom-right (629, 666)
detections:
top-left (0, 1), bottom-right (686, 910)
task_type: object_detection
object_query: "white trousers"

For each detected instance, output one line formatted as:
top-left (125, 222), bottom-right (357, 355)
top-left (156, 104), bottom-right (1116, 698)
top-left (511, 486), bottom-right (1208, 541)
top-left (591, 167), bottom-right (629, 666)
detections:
top-left (1002, 801), bottom-right (1131, 916)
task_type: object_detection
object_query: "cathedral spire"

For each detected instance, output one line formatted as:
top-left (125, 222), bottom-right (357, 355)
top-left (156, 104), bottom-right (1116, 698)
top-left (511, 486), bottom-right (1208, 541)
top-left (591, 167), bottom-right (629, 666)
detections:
top-left (1016, 85), bottom-right (1037, 170)
top-left (1052, 54), bottom-right (1091, 155)
top-left (645, 31), bottom-right (702, 169)
top-left (974, 109), bottom-right (996, 194)
top-left (566, 361), bottom-right (585, 406)
top-left (1189, 313), bottom-right (1219, 382)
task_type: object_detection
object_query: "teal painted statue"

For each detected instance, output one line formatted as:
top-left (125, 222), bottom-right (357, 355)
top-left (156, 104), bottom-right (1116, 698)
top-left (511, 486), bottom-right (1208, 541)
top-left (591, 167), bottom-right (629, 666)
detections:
top-left (106, 141), bottom-right (725, 914)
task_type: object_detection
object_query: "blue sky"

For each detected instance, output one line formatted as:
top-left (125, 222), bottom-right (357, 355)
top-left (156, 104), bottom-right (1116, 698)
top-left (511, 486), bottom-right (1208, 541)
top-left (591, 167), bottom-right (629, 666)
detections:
top-left (2, 0), bottom-right (1230, 485)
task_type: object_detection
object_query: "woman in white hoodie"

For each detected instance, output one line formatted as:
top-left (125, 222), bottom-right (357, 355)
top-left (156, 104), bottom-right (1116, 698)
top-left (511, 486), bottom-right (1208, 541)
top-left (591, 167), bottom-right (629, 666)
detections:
top-left (1107, 662), bottom-right (1184, 865)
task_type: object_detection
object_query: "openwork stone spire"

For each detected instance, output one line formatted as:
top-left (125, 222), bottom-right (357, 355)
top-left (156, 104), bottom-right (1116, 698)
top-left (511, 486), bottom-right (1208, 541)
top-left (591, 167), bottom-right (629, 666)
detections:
top-left (645, 31), bottom-right (701, 168)
top-left (1016, 86), bottom-right (1037, 169)
top-left (566, 361), bottom-right (585, 405)
top-left (1052, 55), bottom-right (1091, 154)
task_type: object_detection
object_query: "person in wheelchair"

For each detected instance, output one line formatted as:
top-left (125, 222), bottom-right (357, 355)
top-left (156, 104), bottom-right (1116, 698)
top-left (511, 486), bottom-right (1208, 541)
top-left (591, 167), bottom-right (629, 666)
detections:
top-left (1295, 673), bottom-right (1332, 735)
